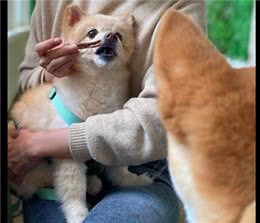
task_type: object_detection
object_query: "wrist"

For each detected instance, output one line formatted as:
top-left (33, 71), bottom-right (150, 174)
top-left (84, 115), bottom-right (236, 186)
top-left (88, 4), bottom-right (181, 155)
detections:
top-left (27, 131), bottom-right (47, 158)
top-left (31, 128), bottom-right (71, 158)
top-left (43, 69), bottom-right (54, 82)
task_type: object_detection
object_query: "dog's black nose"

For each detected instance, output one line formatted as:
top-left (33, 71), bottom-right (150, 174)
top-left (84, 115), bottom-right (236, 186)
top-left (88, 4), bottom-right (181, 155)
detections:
top-left (105, 33), bottom-right (117, 42)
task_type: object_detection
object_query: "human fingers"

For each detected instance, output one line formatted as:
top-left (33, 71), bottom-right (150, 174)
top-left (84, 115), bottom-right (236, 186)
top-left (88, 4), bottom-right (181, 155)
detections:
top-left (8, 127), bottom-right (19, 139)
top-left (39, 43), bottom-right (78, 68)
top-left (8, 169), bottom-right (24, 185)
top-left (35, 38), bottom-right (62, 57)
top-left (48, 42), bottom-right (78, 58)
top-left (8, 137), bottom-right (16, 153)
top-left (53, 60), bottom-right (77, 77)
top-left (46, 53), bottom-right (78, 75)
top-left (8, 143), bottom-right (21, 168)
top-left (12, 162), bottom-right (28, 177)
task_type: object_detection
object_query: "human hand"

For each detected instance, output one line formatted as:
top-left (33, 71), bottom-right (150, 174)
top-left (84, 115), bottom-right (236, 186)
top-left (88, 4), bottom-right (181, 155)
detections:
top-left (8, 128), bottom-right (43, 185)
top-left (35, 38), bottom-right (79, 80)
top-left (8, 127), bottom-right (23, 185)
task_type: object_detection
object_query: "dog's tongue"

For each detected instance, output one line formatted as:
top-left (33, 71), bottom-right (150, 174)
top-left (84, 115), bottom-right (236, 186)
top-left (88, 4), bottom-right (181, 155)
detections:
top-left (77, 40), bottom-right (102, 49)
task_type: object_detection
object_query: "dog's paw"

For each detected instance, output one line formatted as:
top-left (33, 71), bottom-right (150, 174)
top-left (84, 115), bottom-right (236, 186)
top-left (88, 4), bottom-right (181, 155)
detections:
top-left (63, 202), bottom-right (89, 223)
top-left (66, 208), bottom-right (88, 223)
top-left (67, 215), bottom-right (87, 223)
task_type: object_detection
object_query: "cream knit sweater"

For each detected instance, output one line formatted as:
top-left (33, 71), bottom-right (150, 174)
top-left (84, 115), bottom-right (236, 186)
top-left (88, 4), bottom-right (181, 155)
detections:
top-left (18, 0), bottom-right (206, 165)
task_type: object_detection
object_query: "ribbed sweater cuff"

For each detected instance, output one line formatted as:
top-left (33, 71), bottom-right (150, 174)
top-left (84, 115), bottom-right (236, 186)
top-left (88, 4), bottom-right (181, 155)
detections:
top-left (40, 69), bottom-right (45, 84)
top-left (69, 123), bottom-right (91, 162)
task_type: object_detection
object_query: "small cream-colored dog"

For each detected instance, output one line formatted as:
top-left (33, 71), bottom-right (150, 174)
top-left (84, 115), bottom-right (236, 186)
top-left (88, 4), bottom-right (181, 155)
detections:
top-left (9, 4), bottom-right (151, 223)
top-left (154, 10), bottom-right (255, 223)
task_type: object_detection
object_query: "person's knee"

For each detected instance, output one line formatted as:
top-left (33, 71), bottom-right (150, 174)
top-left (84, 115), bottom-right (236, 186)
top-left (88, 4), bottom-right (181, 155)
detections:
top-left (84, 183), bottom-right (179, 223)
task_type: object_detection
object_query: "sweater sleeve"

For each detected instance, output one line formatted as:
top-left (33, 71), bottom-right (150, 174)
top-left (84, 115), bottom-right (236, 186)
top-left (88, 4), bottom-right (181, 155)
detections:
top-left (69, 0), bottom-right (207, 165)
top-left (70, 66), bottom-right (167, 165)
top-left (17, 1), bottom-right (46, 92)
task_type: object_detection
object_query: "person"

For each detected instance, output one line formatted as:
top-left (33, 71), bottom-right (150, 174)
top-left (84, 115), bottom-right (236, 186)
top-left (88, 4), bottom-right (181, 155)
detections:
top-left (8, 1), bottom-right (207, 222)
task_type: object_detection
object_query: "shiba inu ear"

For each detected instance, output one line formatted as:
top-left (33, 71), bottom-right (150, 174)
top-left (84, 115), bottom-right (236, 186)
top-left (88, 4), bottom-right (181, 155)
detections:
top-left (120, 13), bottom-right (135, 27)
top-left (154, 9), bottom-right (232, 142)
top-left (62, 4), bottom-right (86, 33)
top-left (154, 9), bottom-right (230, 84)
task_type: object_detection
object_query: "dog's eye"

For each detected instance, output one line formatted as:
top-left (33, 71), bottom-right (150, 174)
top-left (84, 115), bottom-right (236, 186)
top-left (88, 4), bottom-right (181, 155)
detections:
top-left (87, 29), bottom-right (98, 39)
top-left (116, 32), bottom-right (123, 41)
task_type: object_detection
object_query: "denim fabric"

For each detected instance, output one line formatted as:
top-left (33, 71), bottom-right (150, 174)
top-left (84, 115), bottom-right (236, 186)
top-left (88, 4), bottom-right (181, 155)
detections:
top-left (23, 181), bottom-right (179, 223)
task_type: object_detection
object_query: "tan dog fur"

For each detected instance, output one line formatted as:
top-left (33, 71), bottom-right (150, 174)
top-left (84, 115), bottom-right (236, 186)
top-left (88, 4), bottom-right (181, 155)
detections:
top-left (154, 10), bottom-right (255, 223)
top-left (9, 4), bottom-right (151, 223)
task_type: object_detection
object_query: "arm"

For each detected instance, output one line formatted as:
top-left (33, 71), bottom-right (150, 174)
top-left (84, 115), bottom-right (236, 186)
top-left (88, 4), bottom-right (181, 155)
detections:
top-left (70, 66), bottom-right (167, 165)
top-left (68, 0), bottom-right (207, 166)
top-left (18, 1), bottom-right (47, 92)
top-left (8, 127), bottom-right (71, 180)
top-left (17, 1), bottom-right (79, 92)
top-left (8, 67), bottom-right (166, 170)
top-left (9, 0), bottom-right (207, 175)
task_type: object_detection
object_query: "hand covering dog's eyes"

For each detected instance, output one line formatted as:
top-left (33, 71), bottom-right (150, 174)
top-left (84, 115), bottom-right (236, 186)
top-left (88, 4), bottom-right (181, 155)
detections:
top-left (88, 29), bottom-right (98, 39)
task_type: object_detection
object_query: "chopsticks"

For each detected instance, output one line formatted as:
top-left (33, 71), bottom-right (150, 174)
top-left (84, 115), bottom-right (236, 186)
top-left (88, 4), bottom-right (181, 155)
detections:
top-left (77, 40), bottom-right (102, 49)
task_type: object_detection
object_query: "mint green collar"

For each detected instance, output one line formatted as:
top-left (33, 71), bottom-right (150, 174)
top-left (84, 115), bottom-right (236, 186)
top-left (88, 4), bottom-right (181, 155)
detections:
top-left (49, 87), bottom-right (82, 126)
top-left (36, 188), bottom-right (59, 201)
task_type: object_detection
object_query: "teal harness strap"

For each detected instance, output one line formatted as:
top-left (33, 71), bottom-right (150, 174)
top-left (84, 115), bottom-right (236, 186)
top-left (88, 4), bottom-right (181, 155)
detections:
top-left (37, 188), bottom-right (59, 201)
top-left (36, 87), bottom-right (83, 201)
top-left (49, 87), bottom-right (82, 125)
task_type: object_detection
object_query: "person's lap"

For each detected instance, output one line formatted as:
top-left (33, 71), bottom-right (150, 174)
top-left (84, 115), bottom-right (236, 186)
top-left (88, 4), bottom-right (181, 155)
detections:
top-left (22, 182), bottom-right (179, 223)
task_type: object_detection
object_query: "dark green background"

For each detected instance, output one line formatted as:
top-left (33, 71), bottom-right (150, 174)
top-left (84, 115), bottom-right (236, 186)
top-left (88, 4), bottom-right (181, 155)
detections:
top-left (207, 0), bottom-right (254, 60)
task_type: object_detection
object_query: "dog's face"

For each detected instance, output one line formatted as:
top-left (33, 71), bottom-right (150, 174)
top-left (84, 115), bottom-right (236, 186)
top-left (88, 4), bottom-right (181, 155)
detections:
top-left (62, 5), bottom-right (135, 69)
top-left (154, 9), bottom-right (255, 223)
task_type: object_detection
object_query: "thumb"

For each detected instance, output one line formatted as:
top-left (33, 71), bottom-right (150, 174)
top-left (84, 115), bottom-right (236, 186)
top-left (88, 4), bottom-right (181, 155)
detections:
top-left (8, 169), bottom-right (24, 186)
top-left (9, 128), bottom-right (19, 139)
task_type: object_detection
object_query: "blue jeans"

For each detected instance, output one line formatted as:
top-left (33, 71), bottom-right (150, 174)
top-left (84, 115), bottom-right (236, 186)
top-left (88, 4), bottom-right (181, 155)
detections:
top-left (22, 181), bottom-right (179, 223)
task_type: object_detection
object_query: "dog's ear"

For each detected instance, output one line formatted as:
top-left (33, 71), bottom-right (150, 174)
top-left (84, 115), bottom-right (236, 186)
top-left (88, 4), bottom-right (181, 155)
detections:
top-left (62, 4), bottom-right (86, 33)
top-left (154, 9), bottom-right (232, 143)
top-left (154, 9), bottom-right (230, 84)
top-left (120, 13), bottom-right (135, 27)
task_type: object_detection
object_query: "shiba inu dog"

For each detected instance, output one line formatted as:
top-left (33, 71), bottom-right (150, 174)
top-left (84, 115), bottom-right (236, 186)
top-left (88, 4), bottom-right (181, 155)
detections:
top-left (9, 4), bottom-right (151, 223)
top-left (154, 10), bottom-right (255, 223)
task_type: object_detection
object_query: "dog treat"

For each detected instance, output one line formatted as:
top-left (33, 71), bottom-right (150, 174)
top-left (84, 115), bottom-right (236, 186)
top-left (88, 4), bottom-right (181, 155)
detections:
top-left (77, 40), bottom-right (102, 49)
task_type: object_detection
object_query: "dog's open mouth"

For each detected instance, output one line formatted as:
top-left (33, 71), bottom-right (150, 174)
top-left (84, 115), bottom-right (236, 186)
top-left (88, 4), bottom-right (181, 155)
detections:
top-left (95, 44), bottom-right (117, 62)
top-left (96, 46), bottom-right (116, 57)
top-left (77, 39), bottom-right (117, 63)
